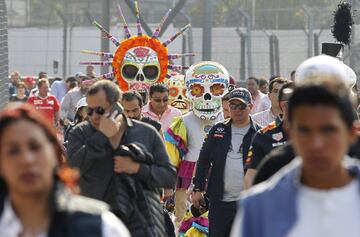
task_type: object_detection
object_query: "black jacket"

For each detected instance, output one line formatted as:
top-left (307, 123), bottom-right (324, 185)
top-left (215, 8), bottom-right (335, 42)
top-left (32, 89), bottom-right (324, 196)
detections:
top-left (67, 118), bottom-right (176, 237)
top-left (254, 137), bottom-right (360, 185)
top-left (0, 180), bottom-right (114, 237)
top-left (193, 118), bottom-right (260, 200)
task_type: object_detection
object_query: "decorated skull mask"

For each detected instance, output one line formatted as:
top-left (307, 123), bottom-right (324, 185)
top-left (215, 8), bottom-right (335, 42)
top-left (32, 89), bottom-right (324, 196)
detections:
top-left (185, 61), bottom-right (230, 120)
top-left (121, 46), bottom-right (160, 92)
top-left (166, 72), bottom-right (190, 114)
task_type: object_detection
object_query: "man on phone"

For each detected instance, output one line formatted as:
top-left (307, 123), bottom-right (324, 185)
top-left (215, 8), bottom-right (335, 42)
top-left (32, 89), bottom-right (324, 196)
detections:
top-left (67, 80), bottom-right (176, 237)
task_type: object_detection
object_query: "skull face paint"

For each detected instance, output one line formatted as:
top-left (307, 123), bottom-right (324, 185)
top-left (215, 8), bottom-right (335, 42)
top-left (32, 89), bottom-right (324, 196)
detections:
top-left (186, 61), bottom-right (230, 120)
top-left (121, 46), bottom-right (160, 91)
top-left (166, 73), bottom-right (190, 114)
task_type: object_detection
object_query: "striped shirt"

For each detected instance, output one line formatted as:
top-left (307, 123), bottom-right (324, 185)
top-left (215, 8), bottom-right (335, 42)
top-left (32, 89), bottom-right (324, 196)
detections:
top-left (251, 108), bottom-right (277, 127)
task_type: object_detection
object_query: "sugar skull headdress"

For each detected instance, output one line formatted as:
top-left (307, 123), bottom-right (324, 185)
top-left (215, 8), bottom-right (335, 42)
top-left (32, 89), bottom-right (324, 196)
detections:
top-left (185, 61), bottom-right (230, 120)
top-left (81, 1), bottom-right (193, 92)
top-left (166, 72), bottom-right (190, 114)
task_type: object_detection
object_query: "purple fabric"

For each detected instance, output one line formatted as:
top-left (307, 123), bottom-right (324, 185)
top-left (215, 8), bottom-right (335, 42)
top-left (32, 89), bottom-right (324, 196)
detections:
top-left (167, 128), bottom-right (188, 155)
top-left (179, 216), bottom-right (209, 233)
top-left (176, 160), bottom-right (196, 189)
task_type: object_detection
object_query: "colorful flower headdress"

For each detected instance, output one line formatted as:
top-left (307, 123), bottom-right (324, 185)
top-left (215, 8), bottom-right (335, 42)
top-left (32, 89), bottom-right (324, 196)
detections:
top-left (80, 1), bottom-right (195, 91)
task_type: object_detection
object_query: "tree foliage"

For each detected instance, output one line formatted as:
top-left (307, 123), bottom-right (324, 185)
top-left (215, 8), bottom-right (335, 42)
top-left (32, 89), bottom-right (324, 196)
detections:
top-left (188, 0), bottom-right (341, 29)
top-left (29, 0), bottom-right (63, 26)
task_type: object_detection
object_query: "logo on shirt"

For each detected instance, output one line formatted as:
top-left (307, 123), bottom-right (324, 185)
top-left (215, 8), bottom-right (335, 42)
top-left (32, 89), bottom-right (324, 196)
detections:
top-left (213, 126), bottom-right (225, 138)
top-left (33, 100), bottom-right (42, 105)
top-left (272, 132), bottom-right (283, 142)
top-left (48, 100), bottom-right (54, 105)
top-left (216, 127), bottom-right (225, 132)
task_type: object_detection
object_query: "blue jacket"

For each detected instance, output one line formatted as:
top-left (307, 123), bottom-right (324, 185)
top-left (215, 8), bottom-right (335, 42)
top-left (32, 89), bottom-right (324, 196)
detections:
top-left (193, 118), bottom-right (260, 200)
top-left (233, 157), bottom-right (360, 237)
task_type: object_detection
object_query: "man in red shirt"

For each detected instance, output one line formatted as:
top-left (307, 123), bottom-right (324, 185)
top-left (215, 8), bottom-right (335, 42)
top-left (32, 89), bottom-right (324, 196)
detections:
top-left (27, 79), bottom-right (60, 126)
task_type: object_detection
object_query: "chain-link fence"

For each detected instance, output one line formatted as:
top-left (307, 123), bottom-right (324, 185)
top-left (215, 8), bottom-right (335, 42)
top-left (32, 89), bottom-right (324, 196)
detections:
top-left (7, 25), bottom-right (360, 81)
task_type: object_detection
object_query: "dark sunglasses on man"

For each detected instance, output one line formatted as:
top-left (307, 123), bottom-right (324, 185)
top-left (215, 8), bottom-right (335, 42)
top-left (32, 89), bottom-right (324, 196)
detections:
top-left (229, 103), bottom-right (247, 110)
top-left (86, 103), bottom-right (123, 116)
top-left (86, 106), bottom-right (106, 116)
top-left (153, 97), bottom-right (169, 103)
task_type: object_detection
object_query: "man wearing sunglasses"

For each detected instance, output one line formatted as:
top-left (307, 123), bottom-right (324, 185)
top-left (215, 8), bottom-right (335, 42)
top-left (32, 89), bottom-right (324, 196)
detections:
top-left (243, 82), bottom-right (295, 189)
top-left (192, 88), bottom-right (260, 237)
top-left (142, 83), bottom-right (182, 131)
top-left (66, 80), bottom-right (176, 237)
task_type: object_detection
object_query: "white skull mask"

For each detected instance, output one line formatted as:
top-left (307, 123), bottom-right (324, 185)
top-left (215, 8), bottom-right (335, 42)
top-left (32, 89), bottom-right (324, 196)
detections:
top-left (166, 73), bottom-right (190, 114)
top-left (121, 46), bottom-right (161, 91)
top-left (185, 61), bottom-right (230, 120)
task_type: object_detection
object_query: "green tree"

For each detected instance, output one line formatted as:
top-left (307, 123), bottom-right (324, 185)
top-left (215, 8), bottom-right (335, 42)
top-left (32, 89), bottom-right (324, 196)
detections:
top-left (189, 0), bottom-right (340, 29)
top-left (29, 0), bottom-right (63, 26)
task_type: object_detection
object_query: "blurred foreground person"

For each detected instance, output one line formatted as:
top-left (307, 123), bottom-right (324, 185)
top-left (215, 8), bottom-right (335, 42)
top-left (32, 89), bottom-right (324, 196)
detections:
top-left (0, 104), bottom-right (130, 237)
top-left (231, 84), bottom-right (360, 237)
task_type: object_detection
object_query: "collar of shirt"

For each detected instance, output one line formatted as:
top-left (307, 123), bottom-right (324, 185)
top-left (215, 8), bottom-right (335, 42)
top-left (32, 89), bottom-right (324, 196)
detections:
top-left (142, 103), bottom-right (172, 119)
top-left (0, 197), bottom-right (24, 237)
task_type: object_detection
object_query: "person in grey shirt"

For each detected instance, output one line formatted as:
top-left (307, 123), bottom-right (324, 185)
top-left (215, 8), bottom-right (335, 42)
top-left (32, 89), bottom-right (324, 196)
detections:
top-left (60, 75), bottom-right (93, 123)
top-left (192, 88), bottom-right (260, 237)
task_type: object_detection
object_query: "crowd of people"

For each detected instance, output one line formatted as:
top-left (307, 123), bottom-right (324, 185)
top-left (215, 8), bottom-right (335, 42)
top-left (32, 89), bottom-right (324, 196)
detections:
top-left (2, 53), bottom-right (360, 237)
top-left (2, 1), bottom-right (360, 233)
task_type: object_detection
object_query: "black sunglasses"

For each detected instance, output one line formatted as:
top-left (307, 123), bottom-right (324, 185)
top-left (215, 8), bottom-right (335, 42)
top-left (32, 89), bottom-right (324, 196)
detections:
top-left (86, 106), bottom-right (106, 116)
top-left (229, 103), bottom-right (247, 110)
top-left (153, 98), bottom-right (169, 103)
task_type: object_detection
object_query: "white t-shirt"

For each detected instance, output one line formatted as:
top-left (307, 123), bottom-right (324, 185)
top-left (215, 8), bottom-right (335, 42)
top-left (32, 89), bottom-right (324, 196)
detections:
top-left (288, 179), bottom-right (360, 237)
top-left (222, 123), bottom-right (250, 202)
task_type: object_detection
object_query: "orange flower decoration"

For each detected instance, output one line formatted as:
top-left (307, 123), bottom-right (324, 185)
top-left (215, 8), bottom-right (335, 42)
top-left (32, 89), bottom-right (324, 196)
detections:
top-left (190, 84), bottom-right (205, 97)
top-left (113, 35), bottom-right (169, 91)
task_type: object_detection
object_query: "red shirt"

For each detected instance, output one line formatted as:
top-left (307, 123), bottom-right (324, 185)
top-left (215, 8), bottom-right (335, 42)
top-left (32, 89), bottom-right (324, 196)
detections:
top-left (27, 95), bottom-right (60, 124)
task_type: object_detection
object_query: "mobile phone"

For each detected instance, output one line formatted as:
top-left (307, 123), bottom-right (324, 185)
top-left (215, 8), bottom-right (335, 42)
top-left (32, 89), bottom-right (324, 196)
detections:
top-left (109, 102), bottom-right (123, 117)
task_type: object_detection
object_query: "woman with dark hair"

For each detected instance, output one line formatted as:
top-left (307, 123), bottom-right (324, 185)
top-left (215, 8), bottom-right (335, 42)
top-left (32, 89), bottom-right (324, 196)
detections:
top-left (0, 104), bottom-right (130, 237)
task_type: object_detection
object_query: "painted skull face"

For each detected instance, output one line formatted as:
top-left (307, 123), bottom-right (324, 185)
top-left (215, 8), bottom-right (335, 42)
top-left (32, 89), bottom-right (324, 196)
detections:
top-left (166, 73), bottom-right (190, 114)
top-left (185, 61), bottom-right (230, 120)
top-left (121, 46), bottom-right (160, 92)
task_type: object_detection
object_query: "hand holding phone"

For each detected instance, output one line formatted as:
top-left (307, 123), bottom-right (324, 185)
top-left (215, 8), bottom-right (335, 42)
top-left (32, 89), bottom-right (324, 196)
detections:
top-left (99, 103), bottom-right (124, 138)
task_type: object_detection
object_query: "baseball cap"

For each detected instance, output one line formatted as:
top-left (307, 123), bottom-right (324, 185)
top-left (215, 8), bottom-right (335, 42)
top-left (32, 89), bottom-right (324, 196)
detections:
top-left (75, 72), bottom-right (86, 80)
top-left (75, 97), bottom-right (88, 111)
top-left (228, 88), bottom-right (252, 104)
top-left (24, 76), bottom-right (36, 85)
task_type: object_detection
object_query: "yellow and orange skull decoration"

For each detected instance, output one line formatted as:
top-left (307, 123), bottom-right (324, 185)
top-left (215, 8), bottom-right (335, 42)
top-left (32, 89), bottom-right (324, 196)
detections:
top-left (166, 72), bottom-right (190, 114)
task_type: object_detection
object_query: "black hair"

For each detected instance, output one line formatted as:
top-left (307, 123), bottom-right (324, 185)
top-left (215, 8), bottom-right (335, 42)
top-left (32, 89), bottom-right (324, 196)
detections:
top-left (269, 77), bottom-right (289, 93)
top-left (87, 80), bottom-right (121, 104)
top-left (247, 77), bottom-right (259, 85)
top-left (278, 82), bottom-right (295, 102)
top-left (149, 83), bottom-right (169, 97)
top-left (38, 71), bottom-right (48, 79)
top-left (259, 78), bottom-right (268, 87)
top-left (288, 84), bottom-right (355, 130)
top-left (122, 90), bottom-right (143, 107)
top-left (290, 70), bottom-right (296, 77)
